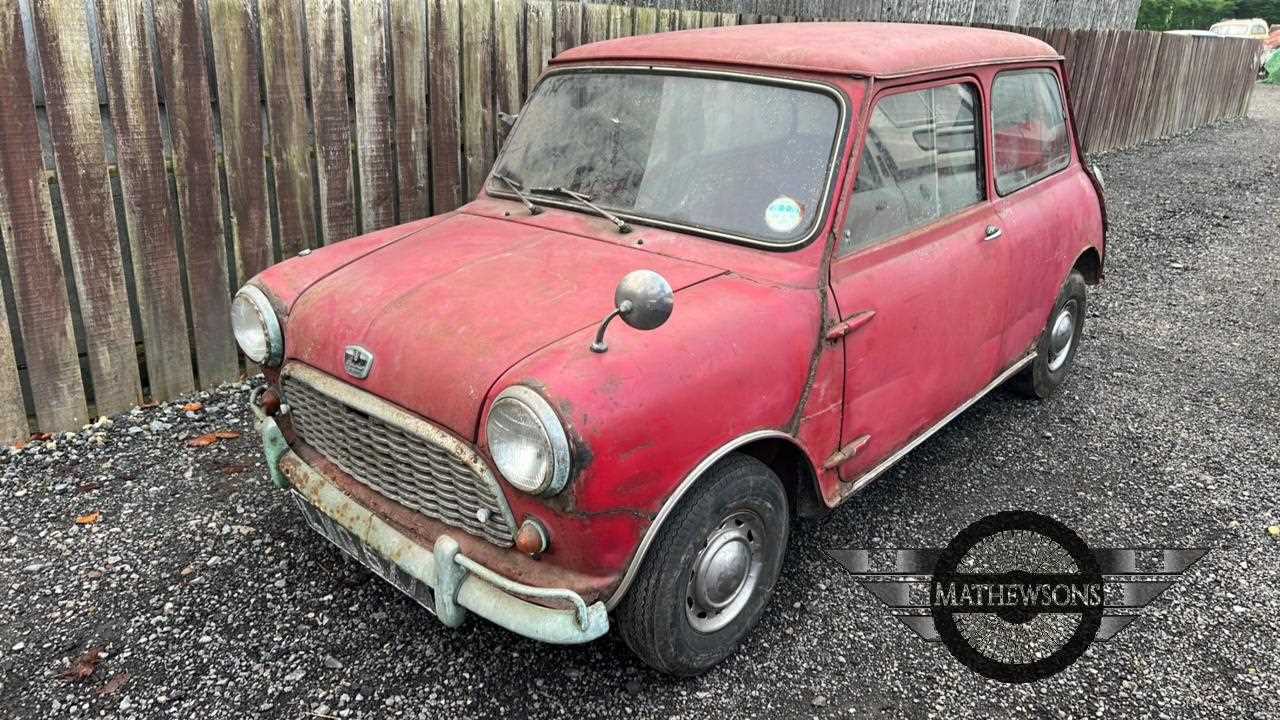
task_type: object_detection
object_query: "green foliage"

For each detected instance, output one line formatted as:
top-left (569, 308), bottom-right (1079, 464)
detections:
top-left (1136, 0), bottom-right (1279, 31)
top-left (1235, 0), bottom-right (1280, 25)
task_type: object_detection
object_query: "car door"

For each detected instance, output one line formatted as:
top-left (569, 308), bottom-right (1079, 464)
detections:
top-left (987, 67), bottom-right (1088, 366)
top-left (827, 78), bottom-right (1008, 492)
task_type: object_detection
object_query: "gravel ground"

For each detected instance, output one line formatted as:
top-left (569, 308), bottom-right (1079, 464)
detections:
top-left (3, 85), bottom-right (1278, 720)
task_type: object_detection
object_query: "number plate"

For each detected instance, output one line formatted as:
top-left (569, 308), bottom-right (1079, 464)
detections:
top-left (291, 492), bottom-right (436, 614)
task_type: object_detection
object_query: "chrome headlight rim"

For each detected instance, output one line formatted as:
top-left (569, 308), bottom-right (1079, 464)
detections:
top-left (487, 385), bottom-right (571, 496)
top-left (232, 285), bottom-right (284, 367)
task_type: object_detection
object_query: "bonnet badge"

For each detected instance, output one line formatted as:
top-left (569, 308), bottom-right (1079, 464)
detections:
top-left (343, 346), bottom-right (374, 379)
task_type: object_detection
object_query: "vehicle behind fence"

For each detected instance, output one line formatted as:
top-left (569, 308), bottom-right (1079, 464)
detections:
top-left (0, 0), bottom-right (1262, 441)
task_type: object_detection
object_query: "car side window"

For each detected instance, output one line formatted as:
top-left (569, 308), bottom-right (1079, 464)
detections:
top-left (841, 83), bottom-right (983, 256)
top-left (992, 70), bottom-right (1071, 195)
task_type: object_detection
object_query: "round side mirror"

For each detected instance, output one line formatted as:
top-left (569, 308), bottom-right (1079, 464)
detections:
top-left (590, 270), bottom-right (675, 353)
top-left (615, 270), bottom-right (674, 331)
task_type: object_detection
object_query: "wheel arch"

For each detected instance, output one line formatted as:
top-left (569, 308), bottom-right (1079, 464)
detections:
top-left (1073, 247), bottom-right (1103, 285)
top-left (604, 429), bottom-right (819, 609)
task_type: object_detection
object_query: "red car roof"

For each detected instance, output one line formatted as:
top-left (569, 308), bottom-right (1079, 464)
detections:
top-left (552, 22), bottom-right (1060, 78)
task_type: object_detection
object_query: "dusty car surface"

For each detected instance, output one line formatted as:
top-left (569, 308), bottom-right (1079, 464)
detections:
top-left (232, 22), bottom-right (1106, 675)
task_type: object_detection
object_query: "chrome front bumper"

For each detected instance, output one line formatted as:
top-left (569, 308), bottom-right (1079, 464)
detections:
top-left (254, 409), bottom-right (609, 645)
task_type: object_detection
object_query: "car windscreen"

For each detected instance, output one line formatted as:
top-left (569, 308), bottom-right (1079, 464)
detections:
top-left (491, 70), bottom-right (842, 246)
top-left (1212, 23), bottom-right (1251, 36)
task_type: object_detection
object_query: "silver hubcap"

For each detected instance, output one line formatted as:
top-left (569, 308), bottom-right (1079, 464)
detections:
top-left (1047, 301), bottom-right (1077, 372)
top-left (686, 510), bottom-right (765, 633)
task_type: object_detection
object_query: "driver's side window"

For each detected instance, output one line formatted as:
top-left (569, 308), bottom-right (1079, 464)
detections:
top-left (840, 82), bottom-right (984, 256)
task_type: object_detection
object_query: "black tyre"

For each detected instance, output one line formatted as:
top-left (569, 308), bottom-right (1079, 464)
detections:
top-left (617, 453), bottom-right (789, 675)
top-left (1014, 270), bottom-right (1087, 399)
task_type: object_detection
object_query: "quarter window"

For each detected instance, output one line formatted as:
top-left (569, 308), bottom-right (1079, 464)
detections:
top-left (841, 83), bottom-right (983, 255)
top-left (992, 70), bottom-right (1071, 195)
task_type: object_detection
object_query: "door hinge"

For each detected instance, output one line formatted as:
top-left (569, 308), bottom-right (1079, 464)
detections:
top-left (825, 310), bottom-right (876, 342)
top-left (824, 434), bottom-right (871, 471)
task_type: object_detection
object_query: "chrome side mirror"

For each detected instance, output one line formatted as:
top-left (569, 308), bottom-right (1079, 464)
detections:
top-left (590, 270), bottom-right (674, 353)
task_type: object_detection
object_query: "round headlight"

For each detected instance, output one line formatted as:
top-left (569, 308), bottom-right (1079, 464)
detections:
top-left (231, 285), bottom-right (283, 366)
top-left (486, 386), bottom-right (570, 496)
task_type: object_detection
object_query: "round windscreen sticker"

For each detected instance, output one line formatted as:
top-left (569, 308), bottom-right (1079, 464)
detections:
top-left (764, 196), bottom-right (803, 234)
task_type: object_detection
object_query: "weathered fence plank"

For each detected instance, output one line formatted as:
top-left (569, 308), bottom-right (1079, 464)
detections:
top-left (32, 0), bottom-right (141, 415)
top-left (261, 0), bottom-right (318, 256)
top-left (1146, 33), bottom-right (1175, 139)
top-left (585, 3), bottom-right (609, 43)
top-left (495, 0), bottom-right (524, 142)
top-left (555, 0), bottom-right (582, 53)
top-left (609, 4), bottom-right (633, 37)
top-left (429, 0), bottom-right (465, 210)
top-left (306, 0), bottom-right (357, 244)
top-left (634, 6), bottom-right (657, 34)
top-left (0, 0), bottom-right (88, 431)
top-left (526, 0), bottom-right (553, 93)
top-left (96, 0), bottom-right (195, 399)
top-left (391, 0), bottom-right (432, 220)
top-left (0, 288), bottom-right (26, 442)
top-left (461, 0), bottom-right (497, 199)
top-left (209, 0), bottom-right (272, 281)
top-left (154, 0), bottom-right (239, 387)
top-left (1128, 31), bottom-right (1161, 148)
top-left (656, 7), bottom-right (676, 31)
top-left (352, 0), bottom-right (397, 232)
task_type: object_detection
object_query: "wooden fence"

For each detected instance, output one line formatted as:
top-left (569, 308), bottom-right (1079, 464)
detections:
top-left (0, 0), bottom-right (1262, 441)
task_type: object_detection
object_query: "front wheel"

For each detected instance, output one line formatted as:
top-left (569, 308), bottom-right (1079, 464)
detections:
top-left (1014, 270), bottom-right (1087, 399)
top-left (617, 453), bottom-right (789, 675)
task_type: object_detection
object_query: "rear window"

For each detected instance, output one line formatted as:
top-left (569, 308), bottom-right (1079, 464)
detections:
top-left (992, 70), bottom-right (1072, 195)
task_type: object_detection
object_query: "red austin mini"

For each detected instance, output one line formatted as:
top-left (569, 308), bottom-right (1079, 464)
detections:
top-left (233, 23), bottom-right (1105, 674)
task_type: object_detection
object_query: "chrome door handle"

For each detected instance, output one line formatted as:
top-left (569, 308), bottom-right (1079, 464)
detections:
top-left (983, 225), bottom-right (1003, 241)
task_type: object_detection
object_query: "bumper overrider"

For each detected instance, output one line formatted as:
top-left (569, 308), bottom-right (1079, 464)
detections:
top-left (251, 395), bottom-right (610, 645)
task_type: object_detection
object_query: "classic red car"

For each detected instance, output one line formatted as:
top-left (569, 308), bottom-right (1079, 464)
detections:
top-left (234, 23), bottom-right (1105, 675)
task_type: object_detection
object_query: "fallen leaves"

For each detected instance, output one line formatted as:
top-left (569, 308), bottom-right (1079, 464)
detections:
top-left (187, 429), bottom-right (242, 448)
top-left (60, 646), bottom-right (106, 681)
top-left (74, 511), bottom-right (102, 526)
top-left (97, 671), bottom-right (129, 696)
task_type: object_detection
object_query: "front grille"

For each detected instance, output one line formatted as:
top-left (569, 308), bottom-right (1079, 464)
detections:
top-left (282, 370), bottom-right (515, 546)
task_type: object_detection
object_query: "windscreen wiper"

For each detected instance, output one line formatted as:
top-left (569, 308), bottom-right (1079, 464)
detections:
top-left (529, 186), bottom-right (632, 234)
top-left (491, 172), bottom-right (542, 216)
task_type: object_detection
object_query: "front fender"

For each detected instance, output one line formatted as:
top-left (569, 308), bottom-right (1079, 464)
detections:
top-left (482, 275), bottom-right (822, 584)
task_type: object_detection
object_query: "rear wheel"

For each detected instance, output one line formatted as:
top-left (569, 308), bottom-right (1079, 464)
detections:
top-left (617, 453), bottom-right (789, 675)
top-left (1014, 270), bottom-right (1087, 399)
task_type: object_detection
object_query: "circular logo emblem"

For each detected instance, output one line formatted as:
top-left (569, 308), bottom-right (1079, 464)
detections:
top-left (930, 511), bottom-right (1104, 683)
top-left (764, 196), bottom-right (803, 234)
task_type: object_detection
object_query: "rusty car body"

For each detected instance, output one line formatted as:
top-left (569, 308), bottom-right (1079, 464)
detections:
top-left (233, 23), bottom-right (1106, 674)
